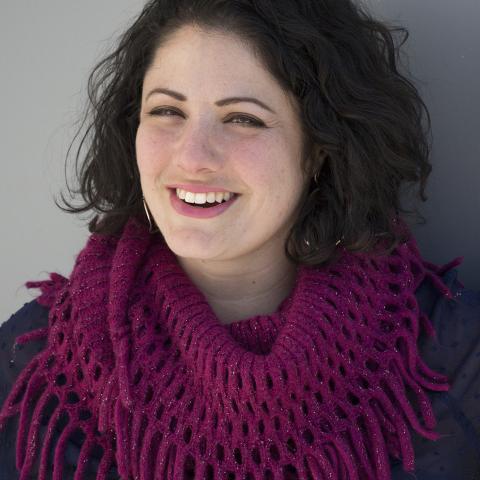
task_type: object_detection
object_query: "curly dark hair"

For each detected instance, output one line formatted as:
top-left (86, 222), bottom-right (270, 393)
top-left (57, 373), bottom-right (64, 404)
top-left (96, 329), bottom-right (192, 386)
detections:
top-left (58, 0), bottom-right (432, 267)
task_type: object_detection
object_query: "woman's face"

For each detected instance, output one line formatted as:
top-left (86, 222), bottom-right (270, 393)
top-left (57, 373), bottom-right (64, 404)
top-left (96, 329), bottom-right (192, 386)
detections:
top-left (136, 25), bottom-right (308, 263)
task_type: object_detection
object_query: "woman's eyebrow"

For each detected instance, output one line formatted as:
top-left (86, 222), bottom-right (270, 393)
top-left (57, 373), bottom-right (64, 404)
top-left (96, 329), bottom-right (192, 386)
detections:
top-left (145, 87), bottom-right (276, 114)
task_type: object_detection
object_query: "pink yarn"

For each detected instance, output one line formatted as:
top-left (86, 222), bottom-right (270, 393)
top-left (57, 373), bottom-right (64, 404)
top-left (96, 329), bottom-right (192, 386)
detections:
top-left (0, 215), bottom-right (463, 479)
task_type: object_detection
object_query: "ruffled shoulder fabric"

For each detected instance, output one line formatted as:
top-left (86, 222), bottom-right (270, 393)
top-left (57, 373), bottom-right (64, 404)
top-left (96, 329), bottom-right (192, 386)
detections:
top-left (1, 268), bottom-right (478, 480)
top-left (391, 267), bottom-right (480, 480)
top-left (0, 301), bottom-right (50, 480)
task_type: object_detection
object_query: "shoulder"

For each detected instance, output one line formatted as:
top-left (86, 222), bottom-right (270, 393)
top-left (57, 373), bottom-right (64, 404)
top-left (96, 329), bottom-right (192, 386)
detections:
top-left (393, 268), bottom-right (480, 479)
top-left (0, 300), bottom-right (119, 479)
top-left (415, 267), bottom-right (480, 381)
top-left (0, 300), bottom-right (49, 404)
top-left (0, 298), bottom-right (49, 343)
top-left (0, 300), bottom-right (49, 480)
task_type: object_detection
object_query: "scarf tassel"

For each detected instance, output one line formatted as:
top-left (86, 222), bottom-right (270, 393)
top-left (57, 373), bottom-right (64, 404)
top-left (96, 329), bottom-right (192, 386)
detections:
top-left (382, 371), bottom-right (438, 441)
top-left (14, 327), bottom-right (49, 346)
top-left (16, 371), bottom-right (47, 473)
top-left (96, 443), bottom-right (117, 480)
top-left (394, 333), bottom-right (449, 390)
top-left (304, 447), bottom-right (343, 480)
top-left (0, 355), bottom-right (42, 429)
top-left (51, 423), bottom-right (78, 480)
top-left (114, 389), bottom-right (133, 479)
top-left (369, 390), bottom-right (415, 471)
top-left (97, 371), bottom-right (123, 477)
top-left (25, 273), bottom-right (69, 309)
top-left (419, 312), bottom-right (436, 338)
top-left (154, 442), bottom-right (177, 479)
top-left (35, 407), bottom-right (64, 480)
top-left (415, 256), bottom-right (463, 341)
top-left (130, 411), bottom-right (149, 479)
top-left (334, 427), bottom-right (373, 480)
top-left (98, 370), bottom-right (118, 433)
top-left (345, 421), bottom-right (378, 478)
top-left (420, 256), bottom-right (464, 302)
top-left (18, 382), bottom-right (53, 479)
top-left (423, 256), bottom-right (464, 279)
top-left (414, 338), bottom-right (450, 383)
top-left (362, 405), bottom-right (392, 479)
top-left (139, 422), bottom-right (164, 480)
top-left (73, 437), bottom-right (99, 480)
top-left (136, 415), bottom-right (202, 479)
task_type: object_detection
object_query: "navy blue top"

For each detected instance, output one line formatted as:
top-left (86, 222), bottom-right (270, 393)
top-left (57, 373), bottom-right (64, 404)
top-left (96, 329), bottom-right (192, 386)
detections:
top-left (1, 268), bottom-right (479, 479)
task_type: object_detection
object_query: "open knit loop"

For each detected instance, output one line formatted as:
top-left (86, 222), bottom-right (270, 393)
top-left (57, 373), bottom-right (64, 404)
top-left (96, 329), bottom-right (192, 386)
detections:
top-left (0, 216), bottom-right (463, 480)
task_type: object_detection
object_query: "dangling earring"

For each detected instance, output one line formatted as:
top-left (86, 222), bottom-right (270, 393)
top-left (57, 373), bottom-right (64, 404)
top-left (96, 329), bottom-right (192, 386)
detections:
top-left (142, 195), bottom-right (158, 233)
top-left (305, 171), bottom-right (342, 247)
top-left (304, 236), bottom-right (342, 248)
top-left (304, 237), bottom-right (342, 247)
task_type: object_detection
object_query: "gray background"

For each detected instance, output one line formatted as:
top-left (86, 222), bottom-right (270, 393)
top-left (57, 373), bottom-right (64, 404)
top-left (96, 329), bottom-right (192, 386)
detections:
top-left (1, 0), bottom-right (479, 325)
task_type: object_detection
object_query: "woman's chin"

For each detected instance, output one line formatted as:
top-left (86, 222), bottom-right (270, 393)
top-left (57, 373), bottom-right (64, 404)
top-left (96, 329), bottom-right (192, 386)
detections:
top-left (162, 231), bottom-right (225, 260)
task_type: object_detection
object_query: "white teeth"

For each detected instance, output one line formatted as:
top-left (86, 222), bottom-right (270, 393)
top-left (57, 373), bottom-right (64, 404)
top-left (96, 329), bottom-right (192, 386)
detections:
top-left (194, 193), bottom-right (207, 204)
top-left (177, 189), bottom-right (186, 200)
top-left (176, 188), bottom-right (234, 204)
top-left (185, 191), bottom-right (196, 203)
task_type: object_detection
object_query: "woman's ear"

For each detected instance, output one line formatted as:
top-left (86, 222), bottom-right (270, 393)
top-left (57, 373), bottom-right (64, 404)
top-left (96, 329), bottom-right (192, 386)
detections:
top-left (318, 148), bottom-right (328, 165)
top-left (311, 147), bottom-right (328, 180)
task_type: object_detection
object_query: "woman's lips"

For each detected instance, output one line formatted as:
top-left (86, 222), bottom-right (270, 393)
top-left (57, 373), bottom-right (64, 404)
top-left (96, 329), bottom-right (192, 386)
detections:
top-left (166, 184), bottom-right (237, 194)
top-left (169, 189), bottom-right (239, 219)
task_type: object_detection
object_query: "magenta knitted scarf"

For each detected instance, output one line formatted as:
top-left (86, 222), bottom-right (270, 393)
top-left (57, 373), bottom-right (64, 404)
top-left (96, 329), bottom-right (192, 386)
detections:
top-left (0, 216), bottom-right (464, 480)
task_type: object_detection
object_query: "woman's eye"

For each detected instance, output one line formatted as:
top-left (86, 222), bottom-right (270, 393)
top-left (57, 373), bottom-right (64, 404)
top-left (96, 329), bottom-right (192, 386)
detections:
top-left (227, 115), bottom-right (264, 128)
top-left (148, 108), bottom-right (264, 128)
top-left (149, 107), bottom-right (180, 117)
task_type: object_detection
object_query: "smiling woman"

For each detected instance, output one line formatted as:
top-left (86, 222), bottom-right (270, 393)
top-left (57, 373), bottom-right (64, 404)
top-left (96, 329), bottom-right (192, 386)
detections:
top-left (1, 1), bottom-right (479, 479)
top-left (135, 25), bottom-right (307, 293)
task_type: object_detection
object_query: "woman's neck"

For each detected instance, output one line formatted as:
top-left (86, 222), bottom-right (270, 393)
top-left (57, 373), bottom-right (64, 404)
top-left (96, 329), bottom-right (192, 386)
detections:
top-left (177, 253), bottom-right (298, 325)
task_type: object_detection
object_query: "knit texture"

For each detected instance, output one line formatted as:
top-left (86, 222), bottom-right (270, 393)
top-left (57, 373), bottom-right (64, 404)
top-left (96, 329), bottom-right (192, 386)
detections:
top-left (0, 216), bottom-right (464, 480)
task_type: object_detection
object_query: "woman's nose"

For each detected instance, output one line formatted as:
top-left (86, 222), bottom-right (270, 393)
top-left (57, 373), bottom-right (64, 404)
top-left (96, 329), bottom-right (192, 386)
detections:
top-left (173, 121), bottom-right (223, 175)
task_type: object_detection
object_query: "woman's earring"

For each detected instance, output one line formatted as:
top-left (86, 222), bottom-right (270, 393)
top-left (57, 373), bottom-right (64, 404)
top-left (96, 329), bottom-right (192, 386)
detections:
top-left (303, 172), bottom-right (343, 247)
top-left (304, 237), bottom-right (342, 248)
top-left (142, 195), bottom-right (157, 233)
top-left (307, 170), bottom-right (342, 248)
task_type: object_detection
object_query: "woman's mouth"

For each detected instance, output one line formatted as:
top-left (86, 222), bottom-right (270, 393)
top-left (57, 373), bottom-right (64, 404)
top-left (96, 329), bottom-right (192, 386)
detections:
top-left (169, 188), bottom-right (239, 218)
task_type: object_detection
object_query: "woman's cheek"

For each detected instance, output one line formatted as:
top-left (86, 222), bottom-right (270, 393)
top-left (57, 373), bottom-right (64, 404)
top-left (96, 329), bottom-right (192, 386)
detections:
top-left (136, 125), bottom-right (170, 175)
top-left (232, 142), bottom-right (275, 183)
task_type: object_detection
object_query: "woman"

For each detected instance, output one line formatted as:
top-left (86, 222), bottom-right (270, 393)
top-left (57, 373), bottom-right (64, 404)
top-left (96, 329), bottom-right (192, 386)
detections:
top-left (1, 0), bottom-right (479, 479)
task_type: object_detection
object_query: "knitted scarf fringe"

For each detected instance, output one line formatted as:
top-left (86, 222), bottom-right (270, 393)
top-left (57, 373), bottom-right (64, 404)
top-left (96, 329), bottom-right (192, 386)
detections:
top-left (0, 232), bottom-right (464, 480)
